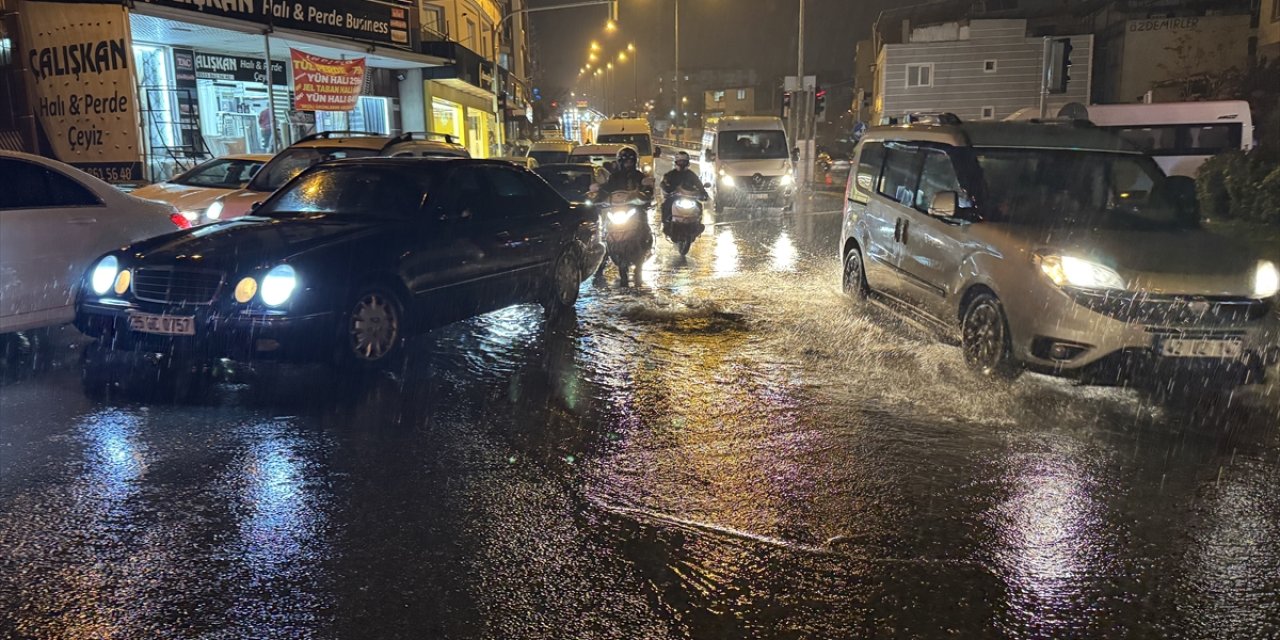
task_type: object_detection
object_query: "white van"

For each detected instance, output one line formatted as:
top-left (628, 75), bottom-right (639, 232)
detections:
top-left (595, 118), bottom-right (655, 175)
top-left (700, 116), bottom-right (796, 212)
top-left (1084, 101), bottom-right (1253, 177)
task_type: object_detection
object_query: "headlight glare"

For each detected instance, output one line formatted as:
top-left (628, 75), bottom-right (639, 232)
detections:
top-left (674, 197), bottom-right (697, 210)
top-left (206, 200), bottom-right (224, 220)
top-left (606, 208), bottom-right (637, 224)
top-left (1038, 255), bottom-right (1125, 290)
top-left (260, 265), bottom-right (297, 306)
top-left (234, 276), bottom-right (259, 304)
top-left (90, 256), bottom-right (118, 295)
top-left (1254, 260), bottom-right (1279, 299)
top-left (720, 174), bottom-right (736, 188)
top-left (780, 174), bottom-right (795, 186)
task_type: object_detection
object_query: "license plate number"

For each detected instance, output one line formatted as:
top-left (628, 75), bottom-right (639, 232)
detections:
top-left (128, 312), bottom-right (195, 336)
top-left (751, 193), bottom-right (771, 200)
top-left (1158, 338), bottom-right (1242, 359)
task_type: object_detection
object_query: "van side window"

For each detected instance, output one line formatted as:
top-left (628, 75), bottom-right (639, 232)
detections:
top-left (851, 142), bottom-right (884, 204)
top-left (878, 144), bottom-right (919, 206)
top-left (915, 148), bottom-right (964, 213)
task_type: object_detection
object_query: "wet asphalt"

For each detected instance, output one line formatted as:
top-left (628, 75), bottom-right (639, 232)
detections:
top-left (2, 187), bottom-right (1280, 639)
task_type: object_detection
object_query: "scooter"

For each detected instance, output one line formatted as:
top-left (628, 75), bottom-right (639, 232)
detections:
top-left (663, 187), bottom-right (706, 257)
top-left (600, 189), bottom-right (654, 286)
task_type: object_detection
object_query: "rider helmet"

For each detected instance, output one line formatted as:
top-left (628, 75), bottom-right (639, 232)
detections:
top-left (674, 151), bottom-right (691, 169)
top-left (617, 146), bottom-right (639, 171)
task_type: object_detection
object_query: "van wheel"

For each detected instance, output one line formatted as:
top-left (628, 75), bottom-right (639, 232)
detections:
top-left (842, 246), bottom-right (869, 302)
top-left (341, 285), bottom-right (405, 368)
top-left (961, 293), bottom-right (1021, 380)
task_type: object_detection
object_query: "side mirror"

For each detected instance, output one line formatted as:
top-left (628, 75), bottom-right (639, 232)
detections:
top-left (928, 191), bottom-right (958, 218)
top-left (250, 201), bottom-right (262, 211)
top-left (653, 146), bottom-right (663, 157)
top-left (791, 147), bottom-right (800, 162)
top-left (703, 182), bottom-right (712, 189)
top-left (704, 150), bottom-right (716, 162)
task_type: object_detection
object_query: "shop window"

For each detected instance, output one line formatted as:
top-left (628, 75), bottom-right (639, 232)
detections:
top-left (315, 97), bottom-right (391, 136)
top-left (433, 98), bottom-right (465, 143)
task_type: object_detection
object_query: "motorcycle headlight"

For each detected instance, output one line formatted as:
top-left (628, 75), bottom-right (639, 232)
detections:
top-left (206, 199), bottom-right (224, 220)
top-left (607, 208), bottom-right (638, 224)
top-left (89, 255), bottom-right (119, 295)
top-left (260, 264), bottom-right (297, 306)
top-left (1254, 260), bottom-right (1279, 299)
top-left (720, 175), bottom-right (736, 188)
top-left (1037, 254), bottom-right (1126, 290)
top-left (780, 174), bottom-right (795, 187)
top-left (674, 197), bottom-right (697, 210)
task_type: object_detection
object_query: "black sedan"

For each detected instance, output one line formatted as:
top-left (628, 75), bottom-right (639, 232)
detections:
top-left (75, 158), bottom-right (605, 376)
top-left (534, 163), bottom-right (609, 204)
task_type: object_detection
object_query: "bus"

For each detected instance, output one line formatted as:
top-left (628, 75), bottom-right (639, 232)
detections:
top-left (1084, 101), bottom-right (1253, 177)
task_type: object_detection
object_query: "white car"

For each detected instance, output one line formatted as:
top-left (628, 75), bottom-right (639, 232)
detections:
top-left (0, 151), bottom-right (187, 333)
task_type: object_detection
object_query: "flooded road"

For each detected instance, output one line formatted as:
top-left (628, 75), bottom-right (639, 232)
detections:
top-left (3, 192), bottom-right (1279, 639)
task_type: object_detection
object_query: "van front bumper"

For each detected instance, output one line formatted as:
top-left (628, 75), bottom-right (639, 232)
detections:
top-left (1008, 286), bottom-right (1280, 384)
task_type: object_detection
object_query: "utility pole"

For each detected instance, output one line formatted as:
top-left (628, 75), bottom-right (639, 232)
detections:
top-left (674, 0), bottom-right (681, 132)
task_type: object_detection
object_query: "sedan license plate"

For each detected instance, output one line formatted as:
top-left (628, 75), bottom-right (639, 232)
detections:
top-left (128, 312), bottom-right (195, 336)
top-left (1158, 338), bottom-right (1242, 359)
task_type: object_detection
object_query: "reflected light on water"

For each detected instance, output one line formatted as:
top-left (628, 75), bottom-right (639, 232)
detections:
top-left (238, 428), bottom-right (319, 568)
top-left (714, 229), bottom-right (740, 278)
top-left (770, 232), bottom-right (797, 272)
top-left (80, 409), bottom-right (147, 508)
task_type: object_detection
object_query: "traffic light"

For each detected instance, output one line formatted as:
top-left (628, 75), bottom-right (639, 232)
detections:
top-left (1048, 38), bottom-right (1073, 94)
top-left (815, 87), bottom-right (827, 115)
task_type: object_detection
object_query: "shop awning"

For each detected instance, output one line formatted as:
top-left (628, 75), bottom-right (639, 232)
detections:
top-left (130, 8), bottom-right (450, 70)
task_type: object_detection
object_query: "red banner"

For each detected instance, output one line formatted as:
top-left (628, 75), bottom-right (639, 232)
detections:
top-left (290, 49), bottom-right (366, 111)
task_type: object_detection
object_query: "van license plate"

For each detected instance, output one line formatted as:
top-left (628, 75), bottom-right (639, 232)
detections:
top-left (128, 312), bottom-right (195, 336)
top-left (751, 193), bottom-right (770, 200)
top-left (1158, 338), bottom-right (1242, 359)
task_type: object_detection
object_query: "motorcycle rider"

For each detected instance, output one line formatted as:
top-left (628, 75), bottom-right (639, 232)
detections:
top-left (660, 151), bottom-right (708, 228)
top-left (595, 146), bottom-right (654, 279)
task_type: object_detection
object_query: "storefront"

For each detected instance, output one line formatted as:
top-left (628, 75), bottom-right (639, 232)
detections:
top-left (422, 41), bottom-right (500, 158)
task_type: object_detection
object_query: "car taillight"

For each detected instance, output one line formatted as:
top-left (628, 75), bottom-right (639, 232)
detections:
top-left (169, 211), bottom-right (191, 229)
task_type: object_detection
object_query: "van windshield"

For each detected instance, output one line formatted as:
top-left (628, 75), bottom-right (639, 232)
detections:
top-left (596, 134), bottom-right (651, 156)
top-left (529, 150), bottom-right (571, 165)
top-left (248, 147), bottom-right (380, 192)
top-left (975, 148), bottom-right (1192, 230)
top-left (718, 130), bottom-right (789, 160)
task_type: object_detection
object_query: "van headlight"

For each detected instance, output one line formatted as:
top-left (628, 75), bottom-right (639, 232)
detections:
top-left (1254, 260), bottom-right (1279, 299)
top-left (260, 264), bottom-right (297, 306)
top-left (1037, 254), bottom-right (1126, 290)
top-left (780, 174), bottom-right (795, 186)
top-left (90, 255), bottom-right (119, 295)
top-left (720, 174), bottom-right (736, 188)
top-left (206, 199), bottom-right (224, 220)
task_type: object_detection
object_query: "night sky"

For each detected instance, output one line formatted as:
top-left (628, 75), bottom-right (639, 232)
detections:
top-left (528, 0), bottom-right (899, 102)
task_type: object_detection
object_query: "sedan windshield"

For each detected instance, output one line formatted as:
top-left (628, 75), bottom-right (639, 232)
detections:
top-left (535, 166), bottom-right (598, 200)
top-left (249, 147), bottom-right (380, 192)
top-left (170, 158), bottom-right (266, 188)
top-left (718, 130), bottom-right (789, 160)
top-left (974, 149), bottom-right (1191, 230)
top-left (258, 165), bottom-right (434, 218)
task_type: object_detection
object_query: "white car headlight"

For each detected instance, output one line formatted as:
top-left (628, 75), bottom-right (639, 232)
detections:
top-left (780, 174), bottom-right (795, 187)
top-left (1254, 260), bottom-right (1279, 299)
top-left (206, 199), bottom-right (224, 220)
top-left (720, 175), bottom-right (736, 188)
top-left (90, 255), bottom-right (119, 295)
top-left (260, 264), bottom-right (297, 306)
top-left (606, 208), bottom-right (638, 224)
top-left (1038, 255), bottom-right (1126, 290)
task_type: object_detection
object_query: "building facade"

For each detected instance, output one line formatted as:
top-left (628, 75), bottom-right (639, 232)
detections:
top-left (873, 19), bottom-right (1093, 124)
top-left (704, 87), bottom-right (757, 118)
top-left (1263, 0), bottom-right (1280, 62)
top-left (1092, 13), bottom-right (1253, 103)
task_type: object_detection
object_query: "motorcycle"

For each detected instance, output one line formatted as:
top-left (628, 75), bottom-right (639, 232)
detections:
top-left (663, 187), bottom-right (706, 257)
top-left (600, 189), bottom-right (654, 286)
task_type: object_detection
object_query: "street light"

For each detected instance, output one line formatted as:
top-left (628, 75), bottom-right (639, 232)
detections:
top-left (591, 41), bottom-right (601, 51)
top-left (626, 43), bottom-right (637, 110)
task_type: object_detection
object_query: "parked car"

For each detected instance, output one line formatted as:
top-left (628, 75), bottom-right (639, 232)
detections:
top-left (131, 153), bottom-right (272, 224)
top-left (0, 151), bottom-right (189, 334)
top-left (534, 163), bottom-right (610, 204)
top-left (525, 139), bottom-right (576, 167)
top-left (841, 116), bottom-right (1279, 392)
top-left (75, 158), bottom-right (606, 384)
top-left (494, 156), bottom-right (539, 170)
top-left (207, 131), bottom-right (469, 221)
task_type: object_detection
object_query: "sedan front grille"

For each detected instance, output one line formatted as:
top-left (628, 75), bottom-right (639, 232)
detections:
top-left (132, 268), bottom-right (224, 304)
top-left (1067, 288), bottom-right (1271, 327)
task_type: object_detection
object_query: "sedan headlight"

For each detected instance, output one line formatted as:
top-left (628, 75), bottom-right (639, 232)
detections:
top-left (1037, 254), bottom-right (1126, 290)
top-left (206, 199), bottom-right (224, 220)
top-left (1254, 260), bottom-right (1279, 299)
top-left (720, 174), bottom-right (736, 188)
top-left (90, 255), bottom-right (119, 295)
top-left (606, 208), bottom-right (638, 224)
top-left (260, 265), bottom-right (297, 306)
top-left (780, 174), bottom-right (795, 187)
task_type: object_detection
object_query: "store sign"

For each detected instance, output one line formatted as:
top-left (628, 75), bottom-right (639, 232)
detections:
top-left (17, 0), bottom-right (142, 182)
top-left (290, 49), bottom-right (364, 111)
top-left (134, 0), bottom-right (414, 50)
top-left (194, 52), bottom-right (288, 86)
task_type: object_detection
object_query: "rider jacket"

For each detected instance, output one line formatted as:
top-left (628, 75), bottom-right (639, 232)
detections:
top-left (661, 168), bottom-right (707, 199)
top-left (601, 168), bottom-right (651, 196)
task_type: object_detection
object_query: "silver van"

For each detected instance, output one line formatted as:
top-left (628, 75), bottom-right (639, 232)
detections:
top-left (841, 116), bottom-right (1279, 390)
